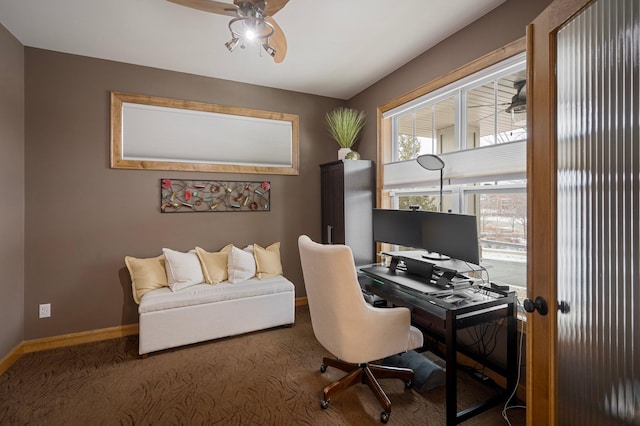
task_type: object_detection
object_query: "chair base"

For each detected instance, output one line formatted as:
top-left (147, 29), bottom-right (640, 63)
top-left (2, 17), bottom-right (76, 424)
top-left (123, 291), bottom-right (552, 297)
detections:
top-left (320, 356), bottom-right (414, 422)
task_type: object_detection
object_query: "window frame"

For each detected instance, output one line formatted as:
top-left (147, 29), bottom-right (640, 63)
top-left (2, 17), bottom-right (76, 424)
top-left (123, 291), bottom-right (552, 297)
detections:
top-left (387, 53), bottom-right (526, 162)
top-left (377, 38), bottom-right (528, 291)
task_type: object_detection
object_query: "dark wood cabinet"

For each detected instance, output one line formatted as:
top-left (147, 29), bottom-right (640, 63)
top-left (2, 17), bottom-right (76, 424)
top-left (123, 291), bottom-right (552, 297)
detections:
top-left (320, 160), bottom-right (374, 265)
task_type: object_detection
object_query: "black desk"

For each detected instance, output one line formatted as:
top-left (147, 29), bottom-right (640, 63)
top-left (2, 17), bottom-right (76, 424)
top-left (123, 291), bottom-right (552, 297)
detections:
top-left (359, 264), bottom-right (517, 426)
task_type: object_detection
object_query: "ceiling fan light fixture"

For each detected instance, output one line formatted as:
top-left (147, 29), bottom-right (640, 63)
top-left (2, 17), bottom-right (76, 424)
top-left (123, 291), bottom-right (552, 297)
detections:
top-left (262, 43), bottom-right (276, 58)
top-left (245, 28), bottom-right (257, 40)
top-left (506, 80), bottom-right (527, 113)
top-left (226, 8), bottom-right (276, 57)
top-left (228, 16), bottom-right (274, 44)
top-left (168, 0), bottom-right (289, 63)
top-left (225, 37), bottom-right (240, 52)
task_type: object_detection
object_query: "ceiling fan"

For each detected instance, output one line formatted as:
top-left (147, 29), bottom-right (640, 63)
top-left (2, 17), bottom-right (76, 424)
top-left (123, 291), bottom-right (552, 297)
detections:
top-left (467, 80), bottom-right (527, 114)
top-left (167, 0), bottom-right (289, 63)
top-left (505, 80), bottom-right (526, 113)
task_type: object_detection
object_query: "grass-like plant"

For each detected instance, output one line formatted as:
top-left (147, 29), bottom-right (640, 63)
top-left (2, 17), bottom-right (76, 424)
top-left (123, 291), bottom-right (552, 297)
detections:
top-left (325, 107), bottom-right (366, 148)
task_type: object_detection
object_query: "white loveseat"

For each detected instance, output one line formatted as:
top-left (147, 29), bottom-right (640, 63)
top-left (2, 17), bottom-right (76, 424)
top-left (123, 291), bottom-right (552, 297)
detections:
top-left (125, 242), bottom-right (295, 355)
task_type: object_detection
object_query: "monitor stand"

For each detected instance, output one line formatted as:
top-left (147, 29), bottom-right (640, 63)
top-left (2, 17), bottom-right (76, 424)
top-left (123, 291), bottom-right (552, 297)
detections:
top-left (422, 252), bottom-right (451, 261)
top-left (435, 270), bottom-right (456, 288)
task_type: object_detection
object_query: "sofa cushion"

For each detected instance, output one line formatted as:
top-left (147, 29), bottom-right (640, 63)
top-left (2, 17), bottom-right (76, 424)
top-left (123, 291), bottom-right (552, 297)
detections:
top-left (227, 245), bottom-right (256, 283)
top-left (125, 255), bottom-right (168, 304)
top-left (162, 248), bottom-right (205, 291)
top-left (254, 242), bottom-right (283, 279)
top-left (196, 244), bottom-right (233, 284)
top-left (138, 276), bottom-right (295, 314)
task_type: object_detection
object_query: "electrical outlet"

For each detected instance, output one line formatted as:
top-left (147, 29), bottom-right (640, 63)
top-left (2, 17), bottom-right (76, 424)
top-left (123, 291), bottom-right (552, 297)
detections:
top-left (39, 303), bottom-right (51, 319)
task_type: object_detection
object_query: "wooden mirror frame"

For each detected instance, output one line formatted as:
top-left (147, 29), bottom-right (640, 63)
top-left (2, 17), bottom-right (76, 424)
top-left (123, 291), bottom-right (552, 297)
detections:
top-left (110, 92), bottom-right (299, 175)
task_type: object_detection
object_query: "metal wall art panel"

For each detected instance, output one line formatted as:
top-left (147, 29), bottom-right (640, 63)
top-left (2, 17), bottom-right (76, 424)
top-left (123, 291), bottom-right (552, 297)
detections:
top-left (160, 179), bottom-right (270, 213)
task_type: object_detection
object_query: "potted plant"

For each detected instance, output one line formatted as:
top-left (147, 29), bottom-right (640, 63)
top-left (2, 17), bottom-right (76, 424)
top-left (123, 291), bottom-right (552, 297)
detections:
top-left (325, 107), bottom-right (366, 160)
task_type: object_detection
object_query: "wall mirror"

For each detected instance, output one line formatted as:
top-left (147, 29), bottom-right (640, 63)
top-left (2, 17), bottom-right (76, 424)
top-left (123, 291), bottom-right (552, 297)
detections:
top-left (110, 92), bottom-right (299, 175)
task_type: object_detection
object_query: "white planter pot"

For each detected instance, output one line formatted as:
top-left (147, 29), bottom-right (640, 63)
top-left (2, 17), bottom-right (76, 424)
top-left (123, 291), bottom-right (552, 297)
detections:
top-left (338, 148), bottom-right (352, 160)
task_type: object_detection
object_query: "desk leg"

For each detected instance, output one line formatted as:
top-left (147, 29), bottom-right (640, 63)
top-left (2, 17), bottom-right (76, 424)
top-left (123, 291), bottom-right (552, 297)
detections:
top-left (506, 303), bottom-right (517, 404)
top-left (445, 309), bottom-right (457, 426)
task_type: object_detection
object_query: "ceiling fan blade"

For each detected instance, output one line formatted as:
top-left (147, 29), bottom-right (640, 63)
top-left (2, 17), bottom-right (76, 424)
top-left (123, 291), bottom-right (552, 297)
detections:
top-left (263, 0), bottom-right (289, 16)
top-left (245, 0), bottom-right (288, 16)
top-left (266, 17), bottom-right (287, 63)
top-left (167, 0), bottom-right (238, 17)
top-left (468, 102), bottom-right (511, 108)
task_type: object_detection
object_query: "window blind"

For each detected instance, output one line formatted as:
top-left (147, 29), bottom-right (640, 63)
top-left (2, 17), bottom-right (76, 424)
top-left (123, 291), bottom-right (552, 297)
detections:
top-left (383, 140), bottom-right (526, 189)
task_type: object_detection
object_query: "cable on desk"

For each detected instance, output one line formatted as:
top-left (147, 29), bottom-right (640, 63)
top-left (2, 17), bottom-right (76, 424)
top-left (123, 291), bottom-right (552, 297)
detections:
top-left (453, 321), bottom-right (502, 390)
top-left (502, 296), bottom-right (526, 425)
top-left (459, 320), bottom-right (501, 360)
top-left (461, 260), bottom-right (490, 287)
top-left (478, 264), bottom-right (490, 286)
top-left (458, 324), bottom-right (491, 349)
top-left (483, 322), bottom-right (502, 358)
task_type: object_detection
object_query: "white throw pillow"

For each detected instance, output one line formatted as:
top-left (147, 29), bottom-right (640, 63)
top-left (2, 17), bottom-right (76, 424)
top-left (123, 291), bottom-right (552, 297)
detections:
top-left (162, 248), bottom-right (205, 291)
top-left (227, 245), bottom-right (256, 283)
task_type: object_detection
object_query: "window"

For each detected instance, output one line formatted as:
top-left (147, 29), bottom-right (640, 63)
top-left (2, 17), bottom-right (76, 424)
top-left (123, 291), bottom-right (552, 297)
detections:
top-left (380, 51), bottom-right (527, 295)
top-left (463, 184), bottom-right (527, 300)
top-left (393, 96), bottom-right (457, 161)
top-left (397, 193), bottom-right (452, 213)
top-left (466, 72), bottom-right (527, 148)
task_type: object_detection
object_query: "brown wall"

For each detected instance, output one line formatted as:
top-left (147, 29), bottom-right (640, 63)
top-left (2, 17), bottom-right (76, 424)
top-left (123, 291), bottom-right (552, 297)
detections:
top-left (24, 48), bottom-right (343, 339)
top-left (348, 0), bottom-right (552, 162)
top-left (0, 23), bottom-right (25, 356)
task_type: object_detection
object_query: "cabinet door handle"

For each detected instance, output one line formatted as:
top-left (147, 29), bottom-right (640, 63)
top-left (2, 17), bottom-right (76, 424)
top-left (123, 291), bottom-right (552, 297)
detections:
top-left (327, 225), bottom-right (333, 244)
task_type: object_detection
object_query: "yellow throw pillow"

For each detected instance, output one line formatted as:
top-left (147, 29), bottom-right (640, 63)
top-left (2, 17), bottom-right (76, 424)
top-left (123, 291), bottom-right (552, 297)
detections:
top-left (254, 242), bottom-right (283, 279)
top-left (196, 244), bottom-right (233, 284)
top-left (124, 255), bottom-right (168, 304)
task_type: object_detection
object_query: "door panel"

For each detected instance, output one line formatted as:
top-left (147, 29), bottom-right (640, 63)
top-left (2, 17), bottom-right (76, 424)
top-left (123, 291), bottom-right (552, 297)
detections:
top-left (556, 1), bottom-right (640, 423)
top-left (528, 0), bottom-right (640, 424)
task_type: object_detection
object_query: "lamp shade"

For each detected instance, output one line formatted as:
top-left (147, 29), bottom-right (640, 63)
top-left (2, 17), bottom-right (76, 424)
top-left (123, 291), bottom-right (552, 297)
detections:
top-left (416, 154), bottom-right (445, 171)
top-left (417, 153), bottom-right (445, 212)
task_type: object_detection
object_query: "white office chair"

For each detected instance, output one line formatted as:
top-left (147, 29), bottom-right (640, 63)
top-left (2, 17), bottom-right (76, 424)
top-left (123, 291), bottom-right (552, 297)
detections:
top-left (298, 235), bottom-right (424, 423)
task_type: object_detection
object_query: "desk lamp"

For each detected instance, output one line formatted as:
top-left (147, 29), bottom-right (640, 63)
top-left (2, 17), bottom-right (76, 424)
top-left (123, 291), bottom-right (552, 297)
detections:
top-left (417, 154), bottom-right (452, 263)
top-left (416, 154), bottom-right (445, 212)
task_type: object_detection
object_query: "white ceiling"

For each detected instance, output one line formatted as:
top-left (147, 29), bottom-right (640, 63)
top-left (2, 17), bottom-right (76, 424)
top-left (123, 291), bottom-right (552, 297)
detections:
top-left (0, 0), bottom-right (506, 100)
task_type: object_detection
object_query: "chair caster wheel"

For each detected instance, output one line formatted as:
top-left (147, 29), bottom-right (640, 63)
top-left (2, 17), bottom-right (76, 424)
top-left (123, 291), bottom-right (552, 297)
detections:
top-left (380, 411), bottom-right (390, 423)
top-left (320, 364), bottom-right (327, 373)
top-left (405, 379), bottom-right (413, 389)
top-left (320, 399), bottom-right (330, 409)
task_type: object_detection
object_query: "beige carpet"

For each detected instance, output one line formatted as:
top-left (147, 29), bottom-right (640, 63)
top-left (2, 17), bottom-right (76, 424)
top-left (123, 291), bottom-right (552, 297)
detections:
top-left (0, 305), bottom-right (524, 425)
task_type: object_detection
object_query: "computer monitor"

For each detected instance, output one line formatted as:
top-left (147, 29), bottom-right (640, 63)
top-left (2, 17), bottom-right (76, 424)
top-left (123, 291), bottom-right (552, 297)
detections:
top-left (372, 208), bottom-right (480, 265)
top-left (372, 208), bottom-right (424, 249)
top-left (420, 211), bottom-right (480, 265)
